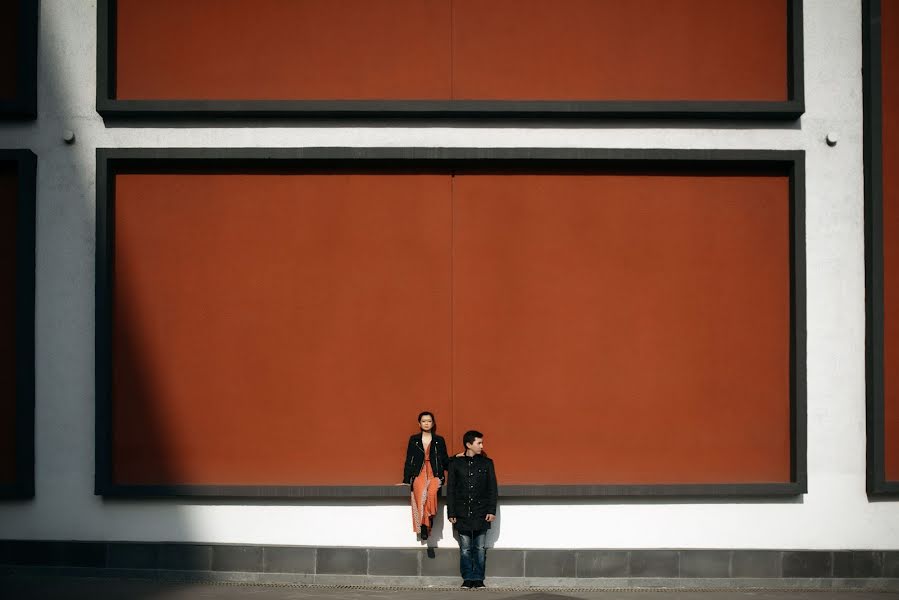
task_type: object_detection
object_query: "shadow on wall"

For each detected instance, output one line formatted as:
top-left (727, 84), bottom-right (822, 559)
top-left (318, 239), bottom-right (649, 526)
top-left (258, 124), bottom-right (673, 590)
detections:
top-left (0, 2), bottom-right (483, 595)
top-left (0, 2), bottom-right (192, 597)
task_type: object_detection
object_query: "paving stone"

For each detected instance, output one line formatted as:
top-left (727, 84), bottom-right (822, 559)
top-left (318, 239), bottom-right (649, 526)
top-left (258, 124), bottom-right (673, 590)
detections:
top-left (368, 549), bottom-right (419, 576)
top-left (158, 544), bottom-right (212, 571)
top-left (680, 550), bottom-right (731, 578)
top-left (857, 551), bottom-right (885, 578)
top-left (525, 550), bottom-right (576, 578)
top-left (212, 545), bottom-right (263, 572)
top-left (629, 550), bottom-right (678, 577)
top-left (316, 548), bottom-right (366, 575)
top-left (782, 551), bottom-right (832, 578)
top-left (420, 547), bottom-right (459, 577)
top-left (0, 541), bottom-right (13, 565)
top-left (486, 550), bottom-right (524, 577)
top-left (882, 551), bottom-right (899, 578)
top-left (63, 543), bottom-right (107, 568)
top-left (2, 541), bottom-right (106, 568)
top-left (732, 550), bottom-right (781, 577)
top-left (832, 551), bottom-right (882, 578)
top-left (107, 543), bottom-right (159, 569)
top-left (263, 547), bottom-right (315, 574)
top-left (0, 541), bottom-right (65, 566)
top-left (575, 551), bottom-right (629, 578)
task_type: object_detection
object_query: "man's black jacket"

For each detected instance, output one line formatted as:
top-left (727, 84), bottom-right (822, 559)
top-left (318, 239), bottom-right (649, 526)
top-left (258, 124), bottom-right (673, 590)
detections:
top-left (446, 454), bottom-right (498, 532)
top-left (402, 434), bottom-right (449, 485)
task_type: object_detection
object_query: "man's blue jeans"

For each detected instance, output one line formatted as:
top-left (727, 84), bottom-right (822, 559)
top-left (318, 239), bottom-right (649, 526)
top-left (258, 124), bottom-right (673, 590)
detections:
top-left (457, 529), bottom-right (487, 581)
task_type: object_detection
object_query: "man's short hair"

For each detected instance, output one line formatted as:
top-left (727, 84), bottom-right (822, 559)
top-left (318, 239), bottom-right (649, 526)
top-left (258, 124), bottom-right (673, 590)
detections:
top-left (463, 430), bottom-right (483, 448)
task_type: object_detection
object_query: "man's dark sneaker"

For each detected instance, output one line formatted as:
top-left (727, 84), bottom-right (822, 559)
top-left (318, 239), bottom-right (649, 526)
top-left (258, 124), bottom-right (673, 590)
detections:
top-left (472, 580), bottom-right (486, 588)
top-left (461, 580), bottom-right (474, 588)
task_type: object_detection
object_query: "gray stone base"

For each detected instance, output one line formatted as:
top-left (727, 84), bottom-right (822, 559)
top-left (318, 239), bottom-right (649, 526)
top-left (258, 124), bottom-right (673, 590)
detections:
top-left (3, 568), bottom-right (899, 592)
top-left (1, 542), bottom-right (898, 590)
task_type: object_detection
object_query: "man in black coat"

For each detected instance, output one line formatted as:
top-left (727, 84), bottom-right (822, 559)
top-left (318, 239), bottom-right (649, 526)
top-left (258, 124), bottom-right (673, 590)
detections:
top-left (446, 430), bottom-right (497, 589)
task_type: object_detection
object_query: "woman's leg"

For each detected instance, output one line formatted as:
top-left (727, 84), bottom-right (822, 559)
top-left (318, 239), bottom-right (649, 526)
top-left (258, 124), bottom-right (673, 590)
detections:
top-left (412, 466), bottom-right (437, 535)
top-left (422, 476), bottom-right (440, 530)
top-left (410, 475), bottom-right (425, 533)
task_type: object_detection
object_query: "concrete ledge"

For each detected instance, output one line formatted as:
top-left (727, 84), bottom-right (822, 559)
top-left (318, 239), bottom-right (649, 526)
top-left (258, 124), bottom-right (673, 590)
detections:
top-left (1, 542), bottom-right (898, 590)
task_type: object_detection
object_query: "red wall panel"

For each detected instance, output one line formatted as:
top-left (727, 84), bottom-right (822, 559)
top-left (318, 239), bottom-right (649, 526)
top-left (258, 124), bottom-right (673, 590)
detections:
top-left (0, 168), bottom-right (17, 484)
top-left (452, 0), bottom-right (787, 101)
top-left (115, 0), bottom-right (452, 101)
top-left (452, 173), bottom-right (791, 485)
top-left (882, 0), bottom-right (899, 481)
top-left (109, 167), bottom-right (793, 488)
top-left (112, 173), bottom-right (453, 485)
top-left (0, 1), bottom-right (18, 100)
top-left (113, 0), bottom-right (788, 103)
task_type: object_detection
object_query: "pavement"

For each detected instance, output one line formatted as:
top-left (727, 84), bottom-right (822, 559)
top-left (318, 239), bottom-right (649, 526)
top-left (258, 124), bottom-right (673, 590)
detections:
top-left (2, 577), bottom-right (899, 600)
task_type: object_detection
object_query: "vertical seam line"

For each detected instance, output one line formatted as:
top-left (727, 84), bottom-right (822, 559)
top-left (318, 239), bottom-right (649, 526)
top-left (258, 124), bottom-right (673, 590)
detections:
top-left (450, 0), bottom-right (455, 100)
top-left (450, 174), bottom-right (455, 451)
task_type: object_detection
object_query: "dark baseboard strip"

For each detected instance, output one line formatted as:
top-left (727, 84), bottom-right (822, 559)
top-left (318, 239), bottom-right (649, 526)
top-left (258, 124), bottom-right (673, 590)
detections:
top-left (0, 542), bottom-right (897, 587)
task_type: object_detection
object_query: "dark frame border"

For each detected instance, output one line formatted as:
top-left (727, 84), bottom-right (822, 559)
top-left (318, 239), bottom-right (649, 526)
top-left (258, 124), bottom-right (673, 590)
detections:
top-left (95, 0), bottom-right (804, 121)
top-left (0, 0), bottom-right (38, 120)
top-left (864, 0), bottom-right (899, 496)
top-left (0, 150), bottom-right (36, 499)
top-left (96, 147), bottom-right (807, 499)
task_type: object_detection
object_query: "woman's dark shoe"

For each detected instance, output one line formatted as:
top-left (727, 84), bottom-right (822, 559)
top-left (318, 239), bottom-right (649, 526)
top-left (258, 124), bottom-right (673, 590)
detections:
top-left (472, 580), bottom-right (486, 588)
top-left (420, 524), bottom-right (428, 540)
top-left (461, 580), bottom-right (473, 588)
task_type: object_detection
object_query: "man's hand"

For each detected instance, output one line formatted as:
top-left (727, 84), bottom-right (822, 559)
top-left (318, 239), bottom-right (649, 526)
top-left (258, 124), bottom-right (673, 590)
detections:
top-left (485, 514), bottom-right (496, 523)
top-left (448, 517), bottom-right (457, 524)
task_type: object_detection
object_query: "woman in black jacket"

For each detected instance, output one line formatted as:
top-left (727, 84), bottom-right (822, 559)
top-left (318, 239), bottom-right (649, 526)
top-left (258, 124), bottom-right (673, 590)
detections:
top-left (402, 411), bottom-right (449, 540)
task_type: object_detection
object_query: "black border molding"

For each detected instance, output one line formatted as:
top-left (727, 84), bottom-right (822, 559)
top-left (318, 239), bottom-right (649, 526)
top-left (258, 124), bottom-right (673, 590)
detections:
top-left (96, 147), bottom-right (807, 499)
top-left (95, 0), bottom-right (804, 121)
top-left (0, 0), bottom-right (38, 120)
top-left (864, 0), bottom-right (899, 497)
top-left (0, 150), bottom-right (36, 499)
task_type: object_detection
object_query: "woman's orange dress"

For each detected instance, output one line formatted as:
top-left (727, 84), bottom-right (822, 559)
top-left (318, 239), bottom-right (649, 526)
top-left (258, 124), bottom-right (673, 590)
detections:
top-left (411, 442), bottom-right (440, 533)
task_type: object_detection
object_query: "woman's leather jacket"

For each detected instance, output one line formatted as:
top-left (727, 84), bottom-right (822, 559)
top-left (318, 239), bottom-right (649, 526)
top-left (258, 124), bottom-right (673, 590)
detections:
top-left (403, 433), bottom-right (449, 484)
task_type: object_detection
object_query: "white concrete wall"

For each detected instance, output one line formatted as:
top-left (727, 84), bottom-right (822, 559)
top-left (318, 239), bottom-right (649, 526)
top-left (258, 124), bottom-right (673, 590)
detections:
top-left (1, 0), bottom-right (896, 550)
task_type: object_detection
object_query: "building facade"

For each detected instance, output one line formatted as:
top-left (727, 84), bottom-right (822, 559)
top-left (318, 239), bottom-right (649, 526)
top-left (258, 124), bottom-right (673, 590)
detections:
top-left (0, 0), bottom-right (898, 586)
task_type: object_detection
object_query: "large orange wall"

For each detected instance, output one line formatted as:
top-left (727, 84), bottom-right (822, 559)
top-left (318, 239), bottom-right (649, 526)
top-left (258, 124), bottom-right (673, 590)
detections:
top-left (112, 174), bottom-right (453, 485)
top-left (114, 0), bottom-right (788, 102)
top-left (110, 169), bottom-right (792, 487)
top-left (453, 173), bottom-right (791, 485)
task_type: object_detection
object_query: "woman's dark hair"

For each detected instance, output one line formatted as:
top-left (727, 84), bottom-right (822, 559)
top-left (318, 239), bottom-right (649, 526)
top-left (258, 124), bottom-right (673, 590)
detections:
top-left (418, 411), bottom-right (436, 432)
